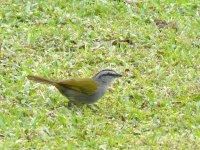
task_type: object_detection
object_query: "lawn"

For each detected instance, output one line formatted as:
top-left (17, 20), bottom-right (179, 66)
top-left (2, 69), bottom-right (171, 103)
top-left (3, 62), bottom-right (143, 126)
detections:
top-left (0, 0), bottom-right (200, 149)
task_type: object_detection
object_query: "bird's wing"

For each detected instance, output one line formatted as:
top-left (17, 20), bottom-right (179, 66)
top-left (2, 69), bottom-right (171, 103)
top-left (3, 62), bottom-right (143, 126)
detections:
top-left (57, 78), bottom-right (98, 95)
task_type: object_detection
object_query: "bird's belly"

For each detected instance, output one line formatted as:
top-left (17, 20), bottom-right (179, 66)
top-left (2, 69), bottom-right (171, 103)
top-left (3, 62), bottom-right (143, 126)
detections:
top-left (58, 88), bottom-right (106, 104)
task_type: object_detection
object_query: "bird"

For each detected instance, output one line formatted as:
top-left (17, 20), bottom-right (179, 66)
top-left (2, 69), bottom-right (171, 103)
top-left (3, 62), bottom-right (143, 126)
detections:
top-left (27, 69), bottom-right (122, 105)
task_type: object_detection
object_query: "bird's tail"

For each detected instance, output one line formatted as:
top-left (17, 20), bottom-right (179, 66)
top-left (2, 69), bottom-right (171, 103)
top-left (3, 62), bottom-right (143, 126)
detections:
top-left (27, 75), bottom-right (56, 86)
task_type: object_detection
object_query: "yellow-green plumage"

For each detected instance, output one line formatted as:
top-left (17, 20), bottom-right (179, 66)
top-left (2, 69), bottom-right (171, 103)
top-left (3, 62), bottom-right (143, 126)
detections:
top-left (58, 78), bottom-right (98, 95)
top-left (27, 75), bottom-right (98, 96)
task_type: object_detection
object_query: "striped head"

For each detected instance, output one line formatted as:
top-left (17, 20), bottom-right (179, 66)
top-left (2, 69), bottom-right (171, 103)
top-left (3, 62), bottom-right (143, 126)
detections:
top-left (93, 69), bottom-right (122, 85)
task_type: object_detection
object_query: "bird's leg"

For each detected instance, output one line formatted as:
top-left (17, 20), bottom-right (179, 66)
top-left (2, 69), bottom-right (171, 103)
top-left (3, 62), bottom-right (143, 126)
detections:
top-left (87, 104), bottom-right (100, 111)
top-left (67, 101), bottom-right (76, 108)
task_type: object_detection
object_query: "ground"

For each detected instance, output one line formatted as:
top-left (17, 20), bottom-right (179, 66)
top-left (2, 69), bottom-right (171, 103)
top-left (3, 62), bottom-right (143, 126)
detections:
top-left (0, 0), bottom-right (200, 149)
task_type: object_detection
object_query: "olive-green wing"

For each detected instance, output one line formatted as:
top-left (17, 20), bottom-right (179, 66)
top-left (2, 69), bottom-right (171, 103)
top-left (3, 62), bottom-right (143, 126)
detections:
top-left (57, 78), bottom-right (98, 95)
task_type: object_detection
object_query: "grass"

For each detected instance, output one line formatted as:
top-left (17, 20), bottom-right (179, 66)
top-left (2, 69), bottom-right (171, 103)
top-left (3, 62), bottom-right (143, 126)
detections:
top-left (0, 0), bottom-right (200, 149)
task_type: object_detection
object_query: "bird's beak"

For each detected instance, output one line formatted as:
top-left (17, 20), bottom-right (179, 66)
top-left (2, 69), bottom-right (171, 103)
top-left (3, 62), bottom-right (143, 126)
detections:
top-left (116, 73), bottom-right (123, 77)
